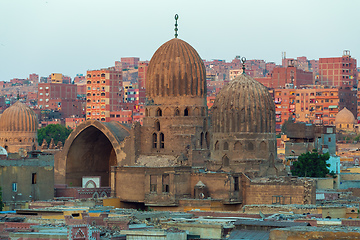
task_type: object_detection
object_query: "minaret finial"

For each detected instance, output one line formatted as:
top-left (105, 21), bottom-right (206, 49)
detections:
top-left (241, 57), bottom-right (246, 74)
top-left (174, 14), bottom-right (179, 38)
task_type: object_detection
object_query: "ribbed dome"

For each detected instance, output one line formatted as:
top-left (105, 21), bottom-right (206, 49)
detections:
top-left (0, 101), bottom-right (38, 132)
top-left (212, 74), bottom-right (275, 133)
top-left (146, 38), bottom-right (206, 98)
top-left (335, 107), bottom-right (356, 124)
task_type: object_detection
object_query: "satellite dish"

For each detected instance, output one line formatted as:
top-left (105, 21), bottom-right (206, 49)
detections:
top-left (19, 148), bottom-right (28, 158)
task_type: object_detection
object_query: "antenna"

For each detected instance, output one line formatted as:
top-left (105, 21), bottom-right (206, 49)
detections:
top-left (174, 14), bottom-right (179, 38)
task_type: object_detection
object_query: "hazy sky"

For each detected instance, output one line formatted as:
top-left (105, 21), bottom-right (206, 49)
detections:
top-left (1, 0), bottom-right (359, 80)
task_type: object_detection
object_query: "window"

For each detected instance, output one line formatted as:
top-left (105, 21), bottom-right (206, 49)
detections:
top-left (184, 107), bottom-right (189, 116)
top-left (152, 133), bottom-right (157, 148)
top-left (156, 108), bottom-right (162, 117)
top-left (162, 174), bottom-right (169, 193)
top-left (32, 173), bottom-right (37, 184)
top-left (234, 177), bottom-right (239, 191)
top-left (150, 175), bottom-right (157, 193)
top-left (12, 182), bottom-right (17, 192)
top-left (215, 141), bottom-right (219, 150)
top-left (159, 133), bottom-right (164, 148)
top-left (223, 142), bottom-right (229, 150)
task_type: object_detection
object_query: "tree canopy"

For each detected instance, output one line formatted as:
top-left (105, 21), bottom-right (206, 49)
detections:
top-left (291, 150), bottom-right (331, 178)
top-left (37, 124), bottom-right (72, 146)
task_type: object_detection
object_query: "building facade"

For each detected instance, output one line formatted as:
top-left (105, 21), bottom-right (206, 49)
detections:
top-left (86, 69), bottom-right (123, 122)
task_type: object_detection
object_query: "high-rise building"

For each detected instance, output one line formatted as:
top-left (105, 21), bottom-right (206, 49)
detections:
top-left (86, 69), bottom-right (122, 122)
top-left (37, 82), bottom-right (81, 118)
top-left (319, 50), bottom-right (357, 87)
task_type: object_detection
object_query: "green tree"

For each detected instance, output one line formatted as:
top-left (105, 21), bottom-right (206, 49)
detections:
top-left (37, 124), bottom-right (72, 146)
top-left (291, 150), bottom-right (330, 178)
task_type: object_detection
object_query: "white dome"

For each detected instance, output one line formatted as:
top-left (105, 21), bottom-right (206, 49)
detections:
top-left (0, 146), bottom-right (8, 156)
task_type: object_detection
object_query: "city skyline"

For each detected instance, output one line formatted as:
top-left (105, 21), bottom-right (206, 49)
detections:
top-left (1, 0), bottom-right (359, 80)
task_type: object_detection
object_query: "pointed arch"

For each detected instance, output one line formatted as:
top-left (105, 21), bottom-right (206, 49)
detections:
top-left (174, 108), bottom-right (180, 116)
top-left (155, 120), bottom-right (160, 131)
top-left (222, 155), bottom-right (230, 167)
top-left (156, 108), bottom-right (162, 117)
top-left (194, 107), bottom-right (200, 116)
top-left (214, 141), bottom-right (219, 151)
top-left (200, 132), bottom-right (204, 149)
top-left (159, 132), bottom-right (164, 148)
top-left (184, 107), bottom-right (189, 116)
top-left (164, 107), bottom-right (171, 116)
top-left (152, 133), bottom-right (158, 148)
top-left (234, 141), bottom-right (242, 151)
top-left (205, 132), bottom-right (210, 149)
top-left (223, 141), bottom-right (229, 150)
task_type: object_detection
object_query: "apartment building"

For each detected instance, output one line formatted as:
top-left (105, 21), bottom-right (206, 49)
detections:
top-left (274, 86), bottom-right (357, 133)
top-left (86, 69), bottom-right (122, 122)
top-left (319, 50), bottom-right (357, 87)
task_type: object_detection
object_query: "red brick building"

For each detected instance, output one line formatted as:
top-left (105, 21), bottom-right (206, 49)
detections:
top-left (273, 85), bottom-right (357, 132)
top-left (319, 50), bottom-right (357, 87)
top-left (37, 82), bottom-right (82, 118)
top-left (138, 61), bottom-right (148, 89)
top-left (258, 66), bottom-right (313, 89)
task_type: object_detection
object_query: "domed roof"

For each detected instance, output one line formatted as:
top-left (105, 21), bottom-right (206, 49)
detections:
top-left (146, 38), bottom-right (206, 99)
top-left (0, 146), bottom-right (7, 156)
top-left (0, 101), bottom-right (38, 132)
top-left (212, 73), bottom-right (275, 133)
top-left (335, 107), bottom-right (356, 124)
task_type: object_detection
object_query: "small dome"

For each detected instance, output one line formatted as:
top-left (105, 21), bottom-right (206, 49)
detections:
top-left (335, 107), bottom-right (356, 124)
top-left (146, 38), bottom-right (206, 99)
top-left (212, 74), bottom-right (275, 133)
top-left (0, 146), bottom-right (7, 156)
top-left (0, 101), bottom-right (38, 132)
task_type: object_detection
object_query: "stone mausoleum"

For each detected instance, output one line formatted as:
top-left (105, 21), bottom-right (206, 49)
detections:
top-left (56, 32), bottom-right (315, 210)
top-left (0, 101), bottom-right (54, 210)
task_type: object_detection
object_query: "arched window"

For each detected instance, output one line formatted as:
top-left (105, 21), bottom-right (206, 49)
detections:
top-left (184, 107), bottom-right (189, 116)
top-left (200, 132), bottom-right (204, 149)
top-left (222, 155), bottom-right (230, 166)
top-left (260, 141), bottom-right (267, 151)
top-left (156, 108), bottom-right (162, 117)
top-left (175, 108), bottom-right (180, 116)
top-left (234, 141), bottom-right (241, 150)
top-left (160, 133), bottom-right (164, 148)
top-left (223, 142), bottom-right (229, 150)
top-left (194, 107), bottom-right (200, 116)
top-left (215, 141), bottom-right (219, 150)
top-left (155, 121), bottom-right (160, 131)
top-left (205, 132), bottom-right (210, 149)
top-left (145, 108), bottom-right (149, 117)
top-left (248, 141), bottom-right (254, 151)
top-left (152, 133), bottom-right (157, 148)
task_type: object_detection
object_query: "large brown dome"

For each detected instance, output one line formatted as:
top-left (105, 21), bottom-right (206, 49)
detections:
top-left (335, 107), bottom-right (356, 124)
top-left (0, 101), bottom-right (38, 132)
top-left (146, 38), bottom-right (206, 99)
top-left (212, 74), bottom-right (275, 133)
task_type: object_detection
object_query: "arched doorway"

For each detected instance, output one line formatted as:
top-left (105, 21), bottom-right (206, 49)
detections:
top-left (58, 120), bottom-right (130, 188)
top-left (65, 126), bottom-right (116, 187)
